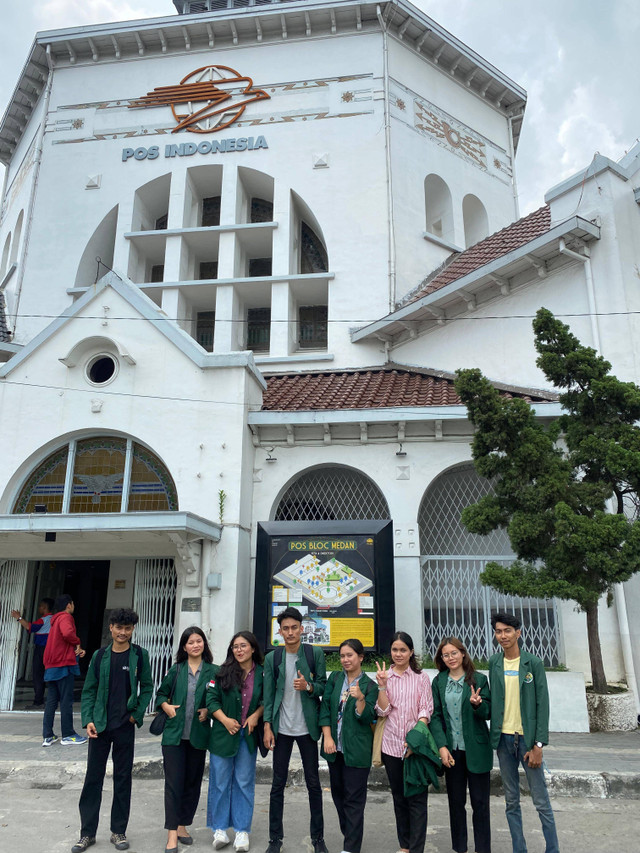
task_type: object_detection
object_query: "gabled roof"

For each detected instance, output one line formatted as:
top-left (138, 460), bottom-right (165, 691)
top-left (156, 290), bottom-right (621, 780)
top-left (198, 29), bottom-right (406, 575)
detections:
top-left (0, 0), bottom-right (526, 165)
top-left (262, 365), bottom-right (557, 412)
top-left (406, 206), bottom-right (551, 304)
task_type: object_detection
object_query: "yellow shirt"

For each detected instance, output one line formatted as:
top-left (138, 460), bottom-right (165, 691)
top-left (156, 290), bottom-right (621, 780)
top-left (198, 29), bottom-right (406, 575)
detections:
top-left (501, 656), bottom-right (523, 735)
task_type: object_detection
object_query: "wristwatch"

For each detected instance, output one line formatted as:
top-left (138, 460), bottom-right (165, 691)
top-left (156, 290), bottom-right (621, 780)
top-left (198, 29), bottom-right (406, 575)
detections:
top-left (305, 682), bottom-right (313, 693)
top-left (535, 741), bottom-right (543, 748)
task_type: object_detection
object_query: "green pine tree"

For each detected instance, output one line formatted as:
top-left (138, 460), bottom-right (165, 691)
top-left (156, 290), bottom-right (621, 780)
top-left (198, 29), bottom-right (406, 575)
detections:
top-left (455, 307), bottom-right (640, 693)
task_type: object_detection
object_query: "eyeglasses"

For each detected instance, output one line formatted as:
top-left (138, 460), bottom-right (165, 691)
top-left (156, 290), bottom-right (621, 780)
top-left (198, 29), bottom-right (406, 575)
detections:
top-left (232, 643), bottom-right (250, 651)
top-left (441, 652), bottom-right (462, 659)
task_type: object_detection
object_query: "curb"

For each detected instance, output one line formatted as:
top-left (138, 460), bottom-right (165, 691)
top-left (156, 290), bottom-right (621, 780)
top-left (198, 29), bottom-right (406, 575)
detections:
top-left (2, 758), bottom-right (639, 799)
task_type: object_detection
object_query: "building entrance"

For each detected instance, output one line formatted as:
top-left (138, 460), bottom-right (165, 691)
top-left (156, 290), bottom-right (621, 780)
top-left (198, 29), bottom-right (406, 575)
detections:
top-left (12, 560), bottom-right (109, 709)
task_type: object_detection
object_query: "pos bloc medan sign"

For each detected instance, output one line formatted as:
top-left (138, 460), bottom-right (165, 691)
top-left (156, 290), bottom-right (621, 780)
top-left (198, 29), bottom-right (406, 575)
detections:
top-left (254, 520), bottom-right (394, 652)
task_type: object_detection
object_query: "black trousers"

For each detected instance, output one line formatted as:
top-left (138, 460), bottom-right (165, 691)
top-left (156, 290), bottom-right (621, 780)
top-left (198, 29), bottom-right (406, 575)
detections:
top-left (162, 740), bottom-right (207, 831)
top-left (32, 645), bottom-right (46, 705)
top-left (382, 752), bottom-right (428, 853)
top-left (269, 733), bottom-right (324, 842)
top-left (328, 752), bottom-right (370, 853)
top-left (79, 721), bottom-right (135, 837)
top-left (445, 749), bottom-right (491, 853)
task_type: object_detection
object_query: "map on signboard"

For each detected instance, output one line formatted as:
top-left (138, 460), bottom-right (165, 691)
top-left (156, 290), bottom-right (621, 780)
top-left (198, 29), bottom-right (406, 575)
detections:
top-left (273, 553), bottom-right (372, 607)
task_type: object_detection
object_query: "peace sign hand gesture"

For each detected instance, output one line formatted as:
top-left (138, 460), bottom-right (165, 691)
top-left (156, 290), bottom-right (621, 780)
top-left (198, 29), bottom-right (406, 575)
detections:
top-left (375, 660), bottom-right (388, 689)
top-left (469, 685), bottom-right (482, 707)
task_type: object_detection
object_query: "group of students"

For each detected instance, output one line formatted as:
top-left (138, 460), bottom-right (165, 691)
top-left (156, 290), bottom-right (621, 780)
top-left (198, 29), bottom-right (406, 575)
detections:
top-left (59, 602), bottom-right (558, 853)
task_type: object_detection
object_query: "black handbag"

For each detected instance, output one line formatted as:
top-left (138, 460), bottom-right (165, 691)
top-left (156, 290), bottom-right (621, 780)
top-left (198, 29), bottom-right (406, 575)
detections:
top-left (150, 664), bottom-right (180, 736)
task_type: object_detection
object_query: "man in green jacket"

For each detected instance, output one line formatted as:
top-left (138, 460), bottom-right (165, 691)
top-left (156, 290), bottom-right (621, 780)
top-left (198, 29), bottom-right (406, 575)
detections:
top-left (262, 607), bottom-right (328, 853)
top-left (488, 612), bottom-right (559, 853)
top-left (71, 608), bottom-right (153, 853)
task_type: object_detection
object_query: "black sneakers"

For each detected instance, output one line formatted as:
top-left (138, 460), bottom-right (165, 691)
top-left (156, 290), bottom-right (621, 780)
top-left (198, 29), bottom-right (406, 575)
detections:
top-left (264, 842), bottom-right (282, 853)
top-left (110, 834), bottom-right (130, 851)
top-left (312, 841), bottom-right (329, 853)
top-left (71, 838), bottom-right (95, 853)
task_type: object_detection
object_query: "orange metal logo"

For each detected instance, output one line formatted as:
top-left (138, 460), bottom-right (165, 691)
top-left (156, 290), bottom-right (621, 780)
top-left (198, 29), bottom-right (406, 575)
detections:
top-left (129, 65), bottom-right (270, 133)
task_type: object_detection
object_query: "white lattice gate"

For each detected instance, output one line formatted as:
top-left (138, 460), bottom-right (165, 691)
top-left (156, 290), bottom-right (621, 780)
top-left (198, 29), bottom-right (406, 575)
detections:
top-left (133, 558), bottom-right (177, 711)
top-left (0, 560), bottom-right (29, 710)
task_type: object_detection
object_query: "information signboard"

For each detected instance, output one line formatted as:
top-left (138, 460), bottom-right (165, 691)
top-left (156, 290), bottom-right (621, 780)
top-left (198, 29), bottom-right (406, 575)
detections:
top-left (254, 520), bottom-right (394, 652)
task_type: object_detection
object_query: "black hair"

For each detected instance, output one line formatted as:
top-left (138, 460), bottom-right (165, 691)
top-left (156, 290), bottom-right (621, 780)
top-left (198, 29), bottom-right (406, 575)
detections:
top-left (339, 638), bottom-right (365, 657)
top-left (40, 598), bottom-right (55, 612)
top-left (217, 631), bottom-right (264, 692)
top-left (391, 630), bottom-right (422, 673)
top-left (491, 612), bottom-right (522, 630)
top-left (109, 608), bottom-right (139, 627)
top-left (175, 626), bottom-right (213, 665)
top-left (434, 636), bottom-right (476, 686)
top-left (53, 593), bottom-right (73, 613)
top-left (277, 606), bottom-right (303, 626)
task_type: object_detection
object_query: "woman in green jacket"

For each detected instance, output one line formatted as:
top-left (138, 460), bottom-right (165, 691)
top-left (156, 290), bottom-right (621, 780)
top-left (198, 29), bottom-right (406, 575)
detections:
top-left (156, 626), bottom-right (218, 853)
top-left (430, 637), bottom-right (492, 853)
top-left (206, 631), bottom-right (264, 853)
top-left (319, 638), bottom-right (377, 853)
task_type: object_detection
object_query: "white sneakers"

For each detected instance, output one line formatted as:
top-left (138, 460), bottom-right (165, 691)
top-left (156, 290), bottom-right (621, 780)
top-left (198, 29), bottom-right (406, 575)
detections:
top-left (212, 829), bottom-right (249, 851)
top-left (212, 830), bottom-right (230, 849)
top-left (234, 832), bottom-right (250, 852)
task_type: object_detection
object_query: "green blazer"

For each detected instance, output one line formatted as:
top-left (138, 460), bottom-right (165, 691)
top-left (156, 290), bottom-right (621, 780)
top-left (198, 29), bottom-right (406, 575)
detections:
top-left (488, 649), bottom-right (550, 750)
top-left (319, 670), bottom-right (377, 768)
top-left (263, 644), bottom-right (327, 741)
top-left (81, 643), bottom-right (153, 732)
top-left (207, 664), bottom-right (264, 757)
top-left (429, 670), bottom-right (492, 774)
top-left (156, 661), bottom-right (219, 749)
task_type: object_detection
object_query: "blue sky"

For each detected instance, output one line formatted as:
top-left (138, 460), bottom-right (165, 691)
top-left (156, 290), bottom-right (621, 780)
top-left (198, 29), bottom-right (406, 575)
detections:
top-left (1, 0), bottom-right (638, 214)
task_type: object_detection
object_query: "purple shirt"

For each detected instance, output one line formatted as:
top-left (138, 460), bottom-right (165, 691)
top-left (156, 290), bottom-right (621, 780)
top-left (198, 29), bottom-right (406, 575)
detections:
top-left (240, 664), bottom-right (256, 725)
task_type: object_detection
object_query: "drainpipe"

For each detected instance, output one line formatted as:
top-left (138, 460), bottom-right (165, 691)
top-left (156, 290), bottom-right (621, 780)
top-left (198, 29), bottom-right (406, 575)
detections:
top-left (13, 44), bottom-right (55, 333)
top-left (200, 538), bottom-right (213, 645)
top-left (507, 110), bottom-right (523, 221)
top-left (563, 234), bottom-right (640, 709)
top-left (376, 5), bottom-right (397, 312)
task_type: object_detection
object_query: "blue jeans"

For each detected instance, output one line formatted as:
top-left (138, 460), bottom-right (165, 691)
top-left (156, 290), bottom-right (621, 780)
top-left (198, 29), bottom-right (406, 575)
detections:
top-left (207, 730), bottom-right (257, 833)
top-left (497, 734), bottom-right (559, 853)
top-left (43, 672), bottom-right (78, 739)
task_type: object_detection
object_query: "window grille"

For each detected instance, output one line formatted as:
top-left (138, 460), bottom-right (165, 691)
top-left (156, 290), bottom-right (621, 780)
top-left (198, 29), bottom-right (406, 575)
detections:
top-left (419, 464), bottom-right (560, 665)
top-left (247, 307), bottom-right (270, 352)
top-left (155, 214), bottom-right (168, 231)
top-left (248, 258), bottom-right (272, 277)
top-left (133, 558), bottom-right (177, 711)
top-left (202, 196), bottom-right (221, 227)
top-left (298, 305), bottom-right (328, 349)
top-left (196, 311), bottom-right (216, 352)
top-left (150, 265), bottom-right (164, 283)
top-left (251, 198), bottom-right (274, 223)
top-left (199, 262), bottom-right (218, 280)
top-left (275, 467), bottom-right (390, 521)
top-left (300, 222), bottom-right (328, 273)
top-left (0, 560), bottom-right (28, 709)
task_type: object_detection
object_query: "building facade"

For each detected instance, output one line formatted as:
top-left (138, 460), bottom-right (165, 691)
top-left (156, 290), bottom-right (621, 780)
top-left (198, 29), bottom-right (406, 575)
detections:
top-left (1, 0), bottom-right (639, 713)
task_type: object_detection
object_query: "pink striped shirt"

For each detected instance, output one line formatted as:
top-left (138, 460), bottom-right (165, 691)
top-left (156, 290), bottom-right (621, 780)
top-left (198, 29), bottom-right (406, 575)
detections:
top-left (375, 667), bottom-right (433, 758)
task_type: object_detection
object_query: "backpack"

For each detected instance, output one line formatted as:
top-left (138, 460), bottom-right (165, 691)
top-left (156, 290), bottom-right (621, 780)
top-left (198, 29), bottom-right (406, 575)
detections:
top-left (272, 642), bottom-right (316, 683)
top-left (93, 643), bottom-right (143, 681)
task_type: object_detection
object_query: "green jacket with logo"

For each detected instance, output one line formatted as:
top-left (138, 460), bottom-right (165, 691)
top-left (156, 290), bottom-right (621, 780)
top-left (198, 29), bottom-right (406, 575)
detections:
top-left (429, 669), bottom-right (492, 774)
top-left (207, 664), bottom-right (264, 757)
top-left (488, 648), bottom-right (549, 750)
top-left (81, 643), bottom-right (153, 733)
top-left (263, 644), bottom-right (326, 741)
top-left (156, 661), bottom-right (219, 749)
top-left (319, 670), bottom-right (377, 768)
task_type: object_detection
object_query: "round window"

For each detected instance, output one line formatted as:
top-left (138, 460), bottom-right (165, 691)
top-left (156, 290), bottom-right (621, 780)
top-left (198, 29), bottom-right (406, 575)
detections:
top-left (86, 353), bottom-right (118, 385)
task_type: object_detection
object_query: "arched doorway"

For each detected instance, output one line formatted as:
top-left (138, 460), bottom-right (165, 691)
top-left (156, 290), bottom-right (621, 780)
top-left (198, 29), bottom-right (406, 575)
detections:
top-left (419, 463), bottom-right (560, 664)
top-left (274, 465), bottom-right (390, 520)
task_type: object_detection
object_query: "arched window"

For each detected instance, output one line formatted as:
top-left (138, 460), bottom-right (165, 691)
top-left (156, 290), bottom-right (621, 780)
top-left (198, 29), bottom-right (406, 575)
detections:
top-left (418, 463), bottom-right (560, 664)
top-left (274, 466), bottom-right (389, 521)
top-left (75, 206), bottom-right (118, 287)
top-left (13, 436), bottom-right (178, 514)
top-left (424, 174), bottom-right (454, 243)
top-left (1, 232), bottom-right (12, 279)
top-left (462, 194), bottom-right (489, 247)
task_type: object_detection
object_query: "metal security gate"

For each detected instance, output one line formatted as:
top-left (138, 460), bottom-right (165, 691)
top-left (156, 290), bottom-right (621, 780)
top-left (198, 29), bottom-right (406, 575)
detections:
top-left (419, 464), bottom-right (561, 666)
top-left (0, 559), bottom-right (29, 709)
top-left (133, 558), bottom-right (177, 711)
top-left (421, 557), bottom-right (560, 665)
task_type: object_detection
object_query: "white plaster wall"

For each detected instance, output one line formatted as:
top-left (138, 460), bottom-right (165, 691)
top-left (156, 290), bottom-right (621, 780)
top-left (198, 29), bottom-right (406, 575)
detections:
top-left (559, 599), bottom-right (625, 684)
top-left (105, 559), bottom-right (137, 609)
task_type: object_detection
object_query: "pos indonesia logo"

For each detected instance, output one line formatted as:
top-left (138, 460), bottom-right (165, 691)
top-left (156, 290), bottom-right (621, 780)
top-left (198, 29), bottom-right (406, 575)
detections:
top-left (129, 65), bottom-right (270, 133)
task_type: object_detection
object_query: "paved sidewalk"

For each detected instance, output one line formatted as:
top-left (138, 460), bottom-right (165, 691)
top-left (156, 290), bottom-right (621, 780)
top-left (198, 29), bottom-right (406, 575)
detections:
top-left (1, 710), bottom-right (639, 799)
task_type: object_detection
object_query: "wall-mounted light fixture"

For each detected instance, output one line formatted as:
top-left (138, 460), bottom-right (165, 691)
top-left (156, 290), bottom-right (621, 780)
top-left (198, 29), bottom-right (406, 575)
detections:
top-left (265, 447), bottom-right (277, 463)
top-left (396, 443), bottom-right (407, 457)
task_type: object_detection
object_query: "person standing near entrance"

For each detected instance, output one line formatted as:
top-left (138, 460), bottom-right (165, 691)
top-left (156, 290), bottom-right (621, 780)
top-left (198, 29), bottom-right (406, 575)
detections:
top-left (70, 608), bottom-right (153, 853)
top-left (489, 612), bottom-right (559, 853)
top-left (11, 597), bottom-right (55, 708)
top-left (42, 593), bottom-right (87, 747)
top-left (262, 606), bottom-right (328, 853)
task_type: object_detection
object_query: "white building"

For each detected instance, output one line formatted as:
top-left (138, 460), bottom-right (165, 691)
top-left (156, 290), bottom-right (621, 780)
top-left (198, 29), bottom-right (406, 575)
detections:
top-left (1, 0), bottom-right (638, 715)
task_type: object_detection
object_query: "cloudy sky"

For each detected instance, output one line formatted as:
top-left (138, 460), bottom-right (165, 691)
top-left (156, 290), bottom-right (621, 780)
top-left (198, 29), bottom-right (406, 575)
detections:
top-left (0, 0), bottom-right (638, 214)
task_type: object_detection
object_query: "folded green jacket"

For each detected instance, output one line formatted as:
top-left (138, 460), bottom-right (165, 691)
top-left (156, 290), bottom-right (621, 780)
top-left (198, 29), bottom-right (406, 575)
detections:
top-left (403, 719), bottom-right (443, 797)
